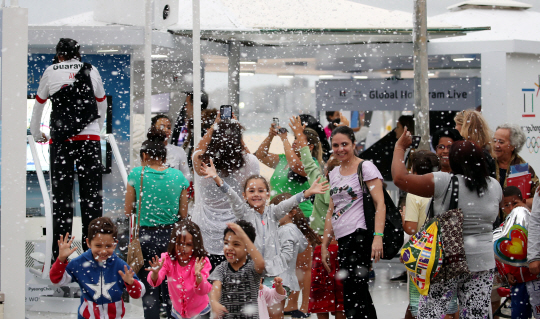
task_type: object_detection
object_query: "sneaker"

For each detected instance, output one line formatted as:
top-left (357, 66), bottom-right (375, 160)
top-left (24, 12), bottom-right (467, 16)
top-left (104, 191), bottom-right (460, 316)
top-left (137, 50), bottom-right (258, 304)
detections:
top-left (390, 271), bottom-right (407, 283)
top-left (291, 310), bottom-right (310, 319)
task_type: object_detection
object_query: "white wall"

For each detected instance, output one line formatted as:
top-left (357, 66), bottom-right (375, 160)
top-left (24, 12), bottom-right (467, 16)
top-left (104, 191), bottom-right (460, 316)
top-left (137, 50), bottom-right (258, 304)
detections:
top-left (503, 53), bottom-right (540, 170)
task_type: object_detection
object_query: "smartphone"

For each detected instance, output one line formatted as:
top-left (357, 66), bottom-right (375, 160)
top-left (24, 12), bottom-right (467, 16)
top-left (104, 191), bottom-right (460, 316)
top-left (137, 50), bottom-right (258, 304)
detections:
top-left (411, 135), bottom-right (421, 149)
top-left (220, 105), bottom-right (232, 120)
top-left (273, 117), bottom-right (279, 127)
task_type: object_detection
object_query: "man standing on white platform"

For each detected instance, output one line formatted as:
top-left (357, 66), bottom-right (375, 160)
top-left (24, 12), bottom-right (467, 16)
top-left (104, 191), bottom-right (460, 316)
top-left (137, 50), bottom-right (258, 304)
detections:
top-left (30, 38), bottom-right (107, 263)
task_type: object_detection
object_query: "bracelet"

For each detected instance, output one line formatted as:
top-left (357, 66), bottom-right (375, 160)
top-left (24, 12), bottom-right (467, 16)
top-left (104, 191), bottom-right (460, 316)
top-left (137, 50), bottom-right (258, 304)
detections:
top-left (373, 232), bottom-right (384, 238)
top-left (212, 175), bottom-right (218, 179)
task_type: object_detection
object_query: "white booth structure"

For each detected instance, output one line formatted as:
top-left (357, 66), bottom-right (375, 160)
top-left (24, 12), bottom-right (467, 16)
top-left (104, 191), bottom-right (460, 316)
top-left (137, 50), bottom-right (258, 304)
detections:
top-left (1, 0), bottom-right (539, 317)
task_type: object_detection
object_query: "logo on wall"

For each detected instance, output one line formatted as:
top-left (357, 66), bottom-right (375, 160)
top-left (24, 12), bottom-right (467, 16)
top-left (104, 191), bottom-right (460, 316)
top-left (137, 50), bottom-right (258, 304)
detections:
top-left (526, 136), bottom-right (540, 154)
top-left (522, 76), bottom-right (539, 118)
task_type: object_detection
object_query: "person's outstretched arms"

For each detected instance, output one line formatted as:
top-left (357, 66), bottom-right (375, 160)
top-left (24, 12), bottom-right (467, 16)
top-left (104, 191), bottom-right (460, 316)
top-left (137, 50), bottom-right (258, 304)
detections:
top-left (210, 280), bottom-right (228, 318)
top-left (193, 257), bottom-right (213, 295)
top-left (50, 233), bottom-right (78, 285)
top-left (391, 126), bottom-right (435, 197)
top-left (118, 264), bottom-right (145, 299)
top-left (279, 121), bottom-right (306, 176)
top-left (255, 123), bottom-right (280, 169)
top-left (200, 158), bottom-right (249, 220)
top-left (272, 176), bottom-right (329, 221)
top-left (289, 116), bottom-right (321, 183)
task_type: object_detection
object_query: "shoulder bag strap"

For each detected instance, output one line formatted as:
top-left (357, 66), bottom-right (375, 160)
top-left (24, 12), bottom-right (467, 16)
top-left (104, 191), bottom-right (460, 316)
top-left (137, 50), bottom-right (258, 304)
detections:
top-left (135, 167), bottom-right (145, 237)
top-left (357, 160), bottom-right (367, 193)
top-left (448, 175), bottom-right (459, 210)
top-left (429, 175), bottom-right (459, 218)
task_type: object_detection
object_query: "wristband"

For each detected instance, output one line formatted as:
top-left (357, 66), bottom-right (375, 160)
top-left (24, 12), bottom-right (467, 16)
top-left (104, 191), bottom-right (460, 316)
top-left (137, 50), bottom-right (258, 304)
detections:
top-left (373, 232), bottom-right (384, 238)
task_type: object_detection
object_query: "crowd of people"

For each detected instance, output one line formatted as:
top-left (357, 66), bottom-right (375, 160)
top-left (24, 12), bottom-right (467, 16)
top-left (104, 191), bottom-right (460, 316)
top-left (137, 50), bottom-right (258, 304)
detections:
top-left (36, 39), bottom-right (540, 319)
top-left (50, 105), bottom-right (540, 319)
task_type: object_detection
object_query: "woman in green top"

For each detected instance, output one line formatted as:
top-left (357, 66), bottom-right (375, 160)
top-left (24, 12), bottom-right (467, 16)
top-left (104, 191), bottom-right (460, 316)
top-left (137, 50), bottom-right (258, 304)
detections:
top-left (255, 118), bottom-right (323, 317)
top-left (124, 128), bottom-right (189, 319)
top-left (255, 121), bottom-right (323, 218)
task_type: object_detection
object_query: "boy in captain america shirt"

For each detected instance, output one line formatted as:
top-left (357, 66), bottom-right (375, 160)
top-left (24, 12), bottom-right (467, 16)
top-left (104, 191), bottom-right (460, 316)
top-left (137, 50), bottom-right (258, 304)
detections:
top-left (50, 217), bottom-right (145, 318)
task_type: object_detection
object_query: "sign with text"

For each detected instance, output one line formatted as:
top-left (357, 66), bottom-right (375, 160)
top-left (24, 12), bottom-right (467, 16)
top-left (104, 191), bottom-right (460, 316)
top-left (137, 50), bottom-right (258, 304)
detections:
top-left (316, 78), bottom-right (481, 112)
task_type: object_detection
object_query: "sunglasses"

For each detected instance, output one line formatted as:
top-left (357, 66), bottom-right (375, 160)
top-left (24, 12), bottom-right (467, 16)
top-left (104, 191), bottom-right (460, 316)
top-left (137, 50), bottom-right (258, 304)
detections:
top-left (436, 144), bottom-right (452, 151)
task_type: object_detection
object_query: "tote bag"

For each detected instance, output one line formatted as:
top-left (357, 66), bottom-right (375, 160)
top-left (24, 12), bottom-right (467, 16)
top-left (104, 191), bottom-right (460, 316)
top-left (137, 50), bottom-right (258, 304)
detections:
top-left (359, 161), bottom-right (404, 260)
top-left (127, 167), bottom-right (145, 273)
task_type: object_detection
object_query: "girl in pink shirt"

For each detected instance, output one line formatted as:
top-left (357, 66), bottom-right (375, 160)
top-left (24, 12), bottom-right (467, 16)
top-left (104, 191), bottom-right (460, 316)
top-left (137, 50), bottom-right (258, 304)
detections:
top-left (147, 220), bottom-right (212, 319)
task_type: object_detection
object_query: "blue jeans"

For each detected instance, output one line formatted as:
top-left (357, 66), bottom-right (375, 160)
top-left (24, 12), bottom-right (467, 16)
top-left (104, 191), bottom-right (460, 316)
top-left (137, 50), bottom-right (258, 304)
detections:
top-left (138, 227), bottom-right (173, 319)
top-left (511, 282), bottom-right (532, 319)
top-left (171, 303), bottom-right (211, 319)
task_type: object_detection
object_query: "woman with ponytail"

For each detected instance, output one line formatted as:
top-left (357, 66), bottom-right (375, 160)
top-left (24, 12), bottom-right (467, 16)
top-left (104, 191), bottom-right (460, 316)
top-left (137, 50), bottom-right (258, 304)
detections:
top-left (124, 127), bottom-right (190, 319)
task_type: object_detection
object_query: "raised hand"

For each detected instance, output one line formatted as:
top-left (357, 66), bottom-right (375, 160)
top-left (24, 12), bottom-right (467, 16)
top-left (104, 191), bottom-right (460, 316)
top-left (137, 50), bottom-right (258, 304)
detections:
top-left (269, 123), bottom-right (278, 138)
top-left (118, 265), bottom-right (135, 285)
top-left (226, 223), bottom-right (248, 241)
top-left (194, 257), bottom-right (206, 285)
top-left (273, 276), bottom-right (284, 288)
top-left (273, 276), bottom-right (286, 295)
top-left (305, 176), bottom-right (330, 198)
top-left (58, 233), bottom-right (78, 263)
top-left (194, 257), bottom-right (206, 276)
top-left (395, 126), bottom-right (412, 151)
top-left (146, 255), bottom-right (163, 273)
top-left (200, 158), bottom-right (218, 178)
top-left (288, 116), bottom-right (306, 138)
top-left (200, 158), bottom-right (223, 186)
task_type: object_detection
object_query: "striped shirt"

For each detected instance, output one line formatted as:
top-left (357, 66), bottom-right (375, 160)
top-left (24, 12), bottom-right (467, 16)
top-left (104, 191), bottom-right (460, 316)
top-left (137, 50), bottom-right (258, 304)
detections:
top-left (209, 259), bottom-right (261, 319)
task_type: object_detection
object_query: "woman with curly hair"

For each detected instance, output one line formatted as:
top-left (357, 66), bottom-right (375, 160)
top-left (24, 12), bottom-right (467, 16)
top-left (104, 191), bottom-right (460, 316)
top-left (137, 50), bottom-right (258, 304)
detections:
top-left (192, 112), bottom-right (260, 271)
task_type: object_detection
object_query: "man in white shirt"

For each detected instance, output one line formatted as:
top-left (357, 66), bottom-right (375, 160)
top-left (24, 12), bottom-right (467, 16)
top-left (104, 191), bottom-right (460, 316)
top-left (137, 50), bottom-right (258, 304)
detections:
top-left (30, 38), bottom-right (107, 262)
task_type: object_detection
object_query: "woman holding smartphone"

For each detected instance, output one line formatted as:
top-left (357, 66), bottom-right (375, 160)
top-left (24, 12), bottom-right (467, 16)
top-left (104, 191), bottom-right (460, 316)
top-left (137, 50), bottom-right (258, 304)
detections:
top-left (192, 110), bottom-right (260, 271)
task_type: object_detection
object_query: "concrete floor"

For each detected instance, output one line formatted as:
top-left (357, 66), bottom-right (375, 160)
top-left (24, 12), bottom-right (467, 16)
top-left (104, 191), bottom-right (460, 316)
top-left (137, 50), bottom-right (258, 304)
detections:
top-left (26, 259), bottom-right (409, 319)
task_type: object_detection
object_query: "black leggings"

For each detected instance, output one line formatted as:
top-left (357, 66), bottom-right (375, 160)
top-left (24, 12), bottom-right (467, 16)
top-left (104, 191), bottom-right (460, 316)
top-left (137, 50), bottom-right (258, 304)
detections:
top-left (337, 228), bottom-right (377, 319)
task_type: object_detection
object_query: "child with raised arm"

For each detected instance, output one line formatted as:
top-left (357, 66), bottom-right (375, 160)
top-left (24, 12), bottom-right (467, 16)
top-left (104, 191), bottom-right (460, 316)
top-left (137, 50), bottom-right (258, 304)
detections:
top-left (200, 158), bottom-right (328, 279)
top-left (49, 217), bottom-right (145, 318)
top-left (209, 221), bottom-right (265, 319)
top-left (146, 219), bottom-right (212, 319)
top-left (496, 186), bottom-right (540, 319)
top-left (259, 277), bottom-right (287, 319)
top-left (265, 193), bottom-right (323, 319)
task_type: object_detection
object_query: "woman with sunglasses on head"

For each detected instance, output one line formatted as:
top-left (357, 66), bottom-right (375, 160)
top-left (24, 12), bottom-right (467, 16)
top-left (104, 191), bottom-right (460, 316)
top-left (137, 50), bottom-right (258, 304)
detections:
top-left (454, 110), bottom-right (496, 178)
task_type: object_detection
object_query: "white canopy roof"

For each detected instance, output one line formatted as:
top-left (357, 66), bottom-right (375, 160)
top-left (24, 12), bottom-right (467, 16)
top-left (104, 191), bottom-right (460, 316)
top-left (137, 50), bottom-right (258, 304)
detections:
top-left (37, 0), bottom-right (488, 47)
top-left (432, 1), bottom-right (540, 42)
top-left (168, 0), bottom-right (487, 45)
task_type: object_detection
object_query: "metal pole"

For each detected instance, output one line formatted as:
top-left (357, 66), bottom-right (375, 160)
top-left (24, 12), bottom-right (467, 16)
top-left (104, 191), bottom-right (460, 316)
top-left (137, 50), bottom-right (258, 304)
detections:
top-left (413, 0), bottom-right (430, 150)
top-left (144, 0), bottom-right (152, 132)
top-left (228, 41), bottom-right (240, 117)
top-left (192, 0), bottom-right (201, 201)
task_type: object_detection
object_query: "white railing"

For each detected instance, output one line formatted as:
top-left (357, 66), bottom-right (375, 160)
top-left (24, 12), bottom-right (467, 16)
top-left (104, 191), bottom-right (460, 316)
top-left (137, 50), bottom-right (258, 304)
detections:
top-left (27, 135), bottom-right (53, 279)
